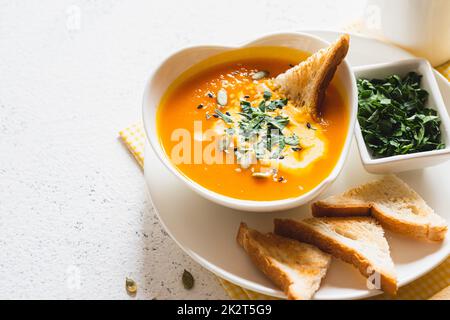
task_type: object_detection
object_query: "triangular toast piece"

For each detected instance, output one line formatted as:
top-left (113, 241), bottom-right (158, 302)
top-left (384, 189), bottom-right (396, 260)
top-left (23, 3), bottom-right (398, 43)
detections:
top-left (237, 223), bottom-right (331, 300)
top-left (274, 217), bottom-right (397, 295)
top-left (312, 175), bottom-right (448, 242)
top-left (274, 34), bottom-right (349, 117)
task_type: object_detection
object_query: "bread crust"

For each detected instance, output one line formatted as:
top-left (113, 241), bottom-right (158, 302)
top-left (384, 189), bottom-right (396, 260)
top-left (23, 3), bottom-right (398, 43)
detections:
top-left (274, 218), bottom-right (398, 296)
top-left (312, 34), bottom-right (350, 114)
top-left (312, 176), bottom-right (448, 242)
top-left (237, 222), bottom-right (330, 300)
top-left (312, 202), bottom-right (371, 217)
top-left (274, 34), bottom-right (349, 117)
top-left (237, 223), bottom-right (298, 299)
top-left (371, 205), bottom-right (448, 242)
top-left (313, 201), bottom-right (448, 242)
top-left (429, 285), bottom-right (450, 300)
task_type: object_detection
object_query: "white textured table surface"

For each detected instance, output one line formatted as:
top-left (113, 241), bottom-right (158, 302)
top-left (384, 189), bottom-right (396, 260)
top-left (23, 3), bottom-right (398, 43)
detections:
top-left (0, 0), bottom-right (364, 299)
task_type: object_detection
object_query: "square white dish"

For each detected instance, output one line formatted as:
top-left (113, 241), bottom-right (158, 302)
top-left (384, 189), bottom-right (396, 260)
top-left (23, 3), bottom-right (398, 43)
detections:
top-left (354, 58), bottom-right (450, 174)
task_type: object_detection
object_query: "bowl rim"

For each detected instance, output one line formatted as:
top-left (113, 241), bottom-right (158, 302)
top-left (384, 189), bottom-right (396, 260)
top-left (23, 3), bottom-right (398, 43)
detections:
top-left (353, 58), bottom-right (450, 167)
top-left (142, 31), bottom-right (358, 211)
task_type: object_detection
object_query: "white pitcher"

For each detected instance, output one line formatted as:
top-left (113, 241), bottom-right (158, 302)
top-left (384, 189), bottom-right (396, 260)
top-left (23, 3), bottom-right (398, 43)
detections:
top-left (364, 0), bottom-right (450, 66)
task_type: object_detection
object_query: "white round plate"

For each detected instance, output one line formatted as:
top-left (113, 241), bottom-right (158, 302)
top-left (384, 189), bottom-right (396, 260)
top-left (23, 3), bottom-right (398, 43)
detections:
top-left (144, 31), bottom-right (450, 300)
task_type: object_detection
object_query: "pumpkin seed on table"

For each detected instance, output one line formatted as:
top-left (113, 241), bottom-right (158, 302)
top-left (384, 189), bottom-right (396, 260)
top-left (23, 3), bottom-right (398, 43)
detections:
top-left (217, 88), bottom-right (228, 106)
top-left (125, 277), bottom-right (137, 295)
top-left (182, 269), bottom-right (195, 290)
top-left (252, 70), bottom-right (269, 80)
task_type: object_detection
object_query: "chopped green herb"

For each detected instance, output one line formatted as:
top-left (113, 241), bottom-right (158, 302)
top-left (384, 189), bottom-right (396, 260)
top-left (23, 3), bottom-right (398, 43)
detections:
top-left (258, 100), bottom-right (267, 112)
top-left (240, 100), bottom-right (252, 112)
top-left (266, 99), bottom-right (288, 111)
top-left (215, 94), bottom-right (301, 168)
top-left (263, 91), bottom-right (272, 100)
top-left (284, 134), bottom-right (299, 146)
top-left (265, 116), bottom-right (288, 132)
top-left (214, 109), bottom-right (234, 123)
top-left (357, 72), bottom-right (444, 158)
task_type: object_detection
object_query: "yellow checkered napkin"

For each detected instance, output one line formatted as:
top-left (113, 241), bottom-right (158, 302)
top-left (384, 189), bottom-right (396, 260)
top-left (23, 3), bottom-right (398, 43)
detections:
top-left (437, 61), bottom-right (450, 80)
top-left (119, 123), bottom-right (145, 168)
top-left (120, 65), bottom-right (450, 300)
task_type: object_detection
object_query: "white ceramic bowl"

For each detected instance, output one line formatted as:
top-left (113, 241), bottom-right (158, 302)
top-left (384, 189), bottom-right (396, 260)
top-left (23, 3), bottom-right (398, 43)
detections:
top-left (142, 32), bottom-right (357, 212)
top-left (354, 58), bottom-right (450, 174)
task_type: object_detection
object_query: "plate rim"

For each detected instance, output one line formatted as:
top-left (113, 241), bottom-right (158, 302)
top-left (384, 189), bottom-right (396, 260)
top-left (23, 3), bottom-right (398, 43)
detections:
top-left (145, 29), bottom-right (450, 300)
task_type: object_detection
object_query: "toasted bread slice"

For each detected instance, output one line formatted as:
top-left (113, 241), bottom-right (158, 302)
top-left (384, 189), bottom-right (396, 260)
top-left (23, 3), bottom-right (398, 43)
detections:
top-left (312, 175), bottom-right (448, 242)
top-left (274, 217), bottom-right (397, 295)
top-left (429, 285), bottom-right (450, 300)
top-left (237, 223), bottom-right (331, 300)
top-left (274, 34), bottom-right (349, 117)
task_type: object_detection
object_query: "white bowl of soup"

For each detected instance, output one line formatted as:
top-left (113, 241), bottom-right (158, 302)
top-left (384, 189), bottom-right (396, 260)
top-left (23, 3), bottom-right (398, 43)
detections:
top-left (143, 32), bottom-right (357, 212)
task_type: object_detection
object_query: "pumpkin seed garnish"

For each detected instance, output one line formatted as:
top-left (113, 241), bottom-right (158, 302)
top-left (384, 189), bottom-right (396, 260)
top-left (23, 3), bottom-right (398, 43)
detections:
top-left (306, 122), bottom-right (316, 130)
top-left (252, 70), bottom-right (269, 80)
top-left (125, 277), bottom-right (137, 295)
top-left (217, 88), bottom-right (228, 106)
top-left (252, 171), bottom-right (271, 179)
top-left (182, 270), bottom-right (194, 290)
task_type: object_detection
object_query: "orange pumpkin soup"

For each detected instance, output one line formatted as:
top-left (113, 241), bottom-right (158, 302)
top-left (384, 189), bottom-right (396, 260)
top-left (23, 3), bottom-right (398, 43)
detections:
top-left (157, 47), bottom-right (349, 201)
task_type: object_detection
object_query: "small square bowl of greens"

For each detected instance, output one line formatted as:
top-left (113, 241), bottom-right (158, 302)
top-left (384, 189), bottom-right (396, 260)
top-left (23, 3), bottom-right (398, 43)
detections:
top-left (354, 58), bottom-right (450, 173)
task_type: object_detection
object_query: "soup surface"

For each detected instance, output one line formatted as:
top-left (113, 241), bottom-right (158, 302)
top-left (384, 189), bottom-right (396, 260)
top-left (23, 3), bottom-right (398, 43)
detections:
top-left (157, 47), bottom-right (349, 201)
